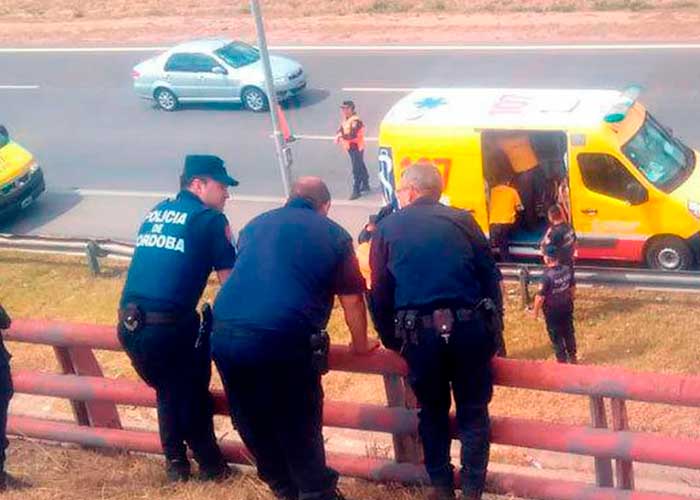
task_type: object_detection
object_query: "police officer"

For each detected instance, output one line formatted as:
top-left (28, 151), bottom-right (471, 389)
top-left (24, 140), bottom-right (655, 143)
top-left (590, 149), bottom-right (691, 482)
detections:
top-left (0, 304), bottom-right (13, 491)
top-left (334, 100), bottom-right (370, 200)
top-left (211, 177), bottom-right (377, 500)
top-left (533, 245), bottom-right (577, 364)
top-left (369, 163), bottom-right (503, 500)
top-left (540, 204), bottom-right (577, 275)
top-left (118, 155), bottom-right (237, 482)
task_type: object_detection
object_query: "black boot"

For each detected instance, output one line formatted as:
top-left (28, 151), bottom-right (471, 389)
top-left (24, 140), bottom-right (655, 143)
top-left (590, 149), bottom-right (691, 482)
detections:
top-left (428, 486), bottom-right (456, 500)
top-left (199, 461), bottom-right (236, 481)
top-left (166, 458), bottom-right (191, 482)
top-left (348, 191), bottom-right (361, 200)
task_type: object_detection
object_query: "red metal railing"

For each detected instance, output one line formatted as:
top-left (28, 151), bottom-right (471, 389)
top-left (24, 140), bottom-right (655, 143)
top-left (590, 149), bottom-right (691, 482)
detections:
top-left (5, 319), bottom-right (700, 499)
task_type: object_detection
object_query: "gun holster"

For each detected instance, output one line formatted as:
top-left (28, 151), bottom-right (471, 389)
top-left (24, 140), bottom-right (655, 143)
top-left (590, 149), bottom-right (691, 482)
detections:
top-left (310, 330), bottom-right (330, 375)
top-left (121, 303), bottom-right (144, 334)
top-left (477, 298), bottom-right (504, 337)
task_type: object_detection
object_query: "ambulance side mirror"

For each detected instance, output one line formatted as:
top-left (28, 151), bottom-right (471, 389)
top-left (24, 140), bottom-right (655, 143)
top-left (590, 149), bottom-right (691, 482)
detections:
top-left (626, 182), bottom-right (648, 206)
top-left (0, 125), bottom-right (8, 140)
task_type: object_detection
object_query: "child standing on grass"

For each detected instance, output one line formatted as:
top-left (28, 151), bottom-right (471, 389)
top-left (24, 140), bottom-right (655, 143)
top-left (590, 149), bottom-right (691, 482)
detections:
top-left (533, 245), bottom-right (578, 364)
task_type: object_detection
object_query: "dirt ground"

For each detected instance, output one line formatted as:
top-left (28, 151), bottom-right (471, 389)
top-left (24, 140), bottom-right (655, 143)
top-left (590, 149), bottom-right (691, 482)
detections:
top-left (1, 438), bottom-right (445, 500)
top-left (0, 0), bottom-right (699, 46)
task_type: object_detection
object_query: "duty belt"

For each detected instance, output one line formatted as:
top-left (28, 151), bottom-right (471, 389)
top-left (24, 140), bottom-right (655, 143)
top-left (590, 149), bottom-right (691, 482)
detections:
top-left (417, 308), bottom-right (474, 329)
top-left (118, 309), bottom-right (181, 325)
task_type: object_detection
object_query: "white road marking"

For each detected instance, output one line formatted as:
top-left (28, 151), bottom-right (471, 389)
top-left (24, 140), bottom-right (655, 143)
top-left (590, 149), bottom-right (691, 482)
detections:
top-left (58, 188), bottom-right (382, 208)
top-left (3, 44), bottom-right (700, 53)
top-left (0, 85), bottom-right (40, 90)
top-left (342, 87), bottom-right (414, 93)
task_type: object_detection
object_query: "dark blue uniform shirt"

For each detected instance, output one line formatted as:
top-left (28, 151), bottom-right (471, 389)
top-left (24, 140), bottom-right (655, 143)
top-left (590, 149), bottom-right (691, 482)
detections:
top-left (541, 222), bottom-right (577, 265)
top-left (369, 197), bottom-right (503, 337)
top-left (538, 264), bottom-right (575, 318)
top-left (213, 197), bottom-right (365, 347)
top-left (121, 190), bottom-right (236, 312)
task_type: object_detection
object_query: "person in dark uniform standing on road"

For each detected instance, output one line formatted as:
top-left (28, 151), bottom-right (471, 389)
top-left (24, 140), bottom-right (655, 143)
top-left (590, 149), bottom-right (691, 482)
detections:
top-left (0, 304), bottom-right (14, 491)
top-left (334, 100), bottom-right (370, 200)
top-left (533, 245), bottom-right (577, 364)
top-left (118, 155), bottom-right (238, 482)
top-left (211, 177), bottom-right (378, 500)
top-left (369, 163), bottom-right (504, 500)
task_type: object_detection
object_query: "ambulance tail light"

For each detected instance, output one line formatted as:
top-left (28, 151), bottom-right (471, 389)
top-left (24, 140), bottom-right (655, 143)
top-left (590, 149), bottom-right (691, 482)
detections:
top-left (604, 85), bottom-right (642, 123)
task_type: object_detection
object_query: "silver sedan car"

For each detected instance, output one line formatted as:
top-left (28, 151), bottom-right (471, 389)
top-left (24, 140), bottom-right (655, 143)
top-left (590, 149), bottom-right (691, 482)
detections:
top-left (132, 38), bottom-right (307, 112)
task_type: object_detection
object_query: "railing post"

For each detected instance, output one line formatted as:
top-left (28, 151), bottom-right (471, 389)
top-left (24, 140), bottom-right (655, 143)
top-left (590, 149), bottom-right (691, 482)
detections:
top-left (52, 346), bottom-right (122, 430)
top-left (85, 240), bottom-right (101, 276)
top-left (383, 374), bottom-right (422, 464)
top-left (588, 396), bottom-right (614, 487)
top-left (611, 398), bottom-right (635, 490)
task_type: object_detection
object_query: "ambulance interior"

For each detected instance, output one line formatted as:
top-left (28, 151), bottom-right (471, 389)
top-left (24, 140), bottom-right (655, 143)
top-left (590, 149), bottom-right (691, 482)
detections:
top-left (481, 130), bottom-right (570, 256)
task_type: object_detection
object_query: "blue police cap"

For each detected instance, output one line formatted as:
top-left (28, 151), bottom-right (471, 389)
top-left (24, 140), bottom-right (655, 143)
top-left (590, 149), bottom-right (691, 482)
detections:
top-left (183, 155), bottom-right (239, 187)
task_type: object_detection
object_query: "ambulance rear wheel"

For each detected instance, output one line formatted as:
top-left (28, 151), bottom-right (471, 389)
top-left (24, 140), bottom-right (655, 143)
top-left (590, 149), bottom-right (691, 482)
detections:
top-left (645, 237), bottom-right (693, 271)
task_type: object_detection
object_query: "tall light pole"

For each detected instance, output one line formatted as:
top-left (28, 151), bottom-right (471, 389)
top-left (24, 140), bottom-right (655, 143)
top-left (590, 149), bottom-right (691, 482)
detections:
top-left (249, 0), bottom-right (293, 197)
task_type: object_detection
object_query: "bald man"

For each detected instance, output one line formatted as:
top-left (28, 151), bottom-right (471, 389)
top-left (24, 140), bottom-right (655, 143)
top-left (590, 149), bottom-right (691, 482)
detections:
top-left (369, 164), bottom-right (503, 500)
top-left (212, 177), bottom-right (377, 500)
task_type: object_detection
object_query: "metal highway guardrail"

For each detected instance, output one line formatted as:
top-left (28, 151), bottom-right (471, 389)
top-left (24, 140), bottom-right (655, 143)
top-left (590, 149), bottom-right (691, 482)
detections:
top-left (2, 233), bottom-right (700, 298)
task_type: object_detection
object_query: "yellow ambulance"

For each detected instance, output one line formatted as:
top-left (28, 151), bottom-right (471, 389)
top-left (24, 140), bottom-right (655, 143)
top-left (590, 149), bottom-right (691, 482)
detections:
top-left (0, 125), bottom-right (45, 219)
top-left (378, 87), bottom-right (700, 271)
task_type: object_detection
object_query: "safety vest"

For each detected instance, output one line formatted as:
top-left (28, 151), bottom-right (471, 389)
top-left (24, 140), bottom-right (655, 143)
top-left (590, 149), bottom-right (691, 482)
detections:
top-left (340, 115), bottom-right (366, 152)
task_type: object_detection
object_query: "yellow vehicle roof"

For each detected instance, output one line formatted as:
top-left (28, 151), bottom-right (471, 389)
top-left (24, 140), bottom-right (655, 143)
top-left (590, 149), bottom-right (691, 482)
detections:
top-left (381, 88), bottom-right (624, 131)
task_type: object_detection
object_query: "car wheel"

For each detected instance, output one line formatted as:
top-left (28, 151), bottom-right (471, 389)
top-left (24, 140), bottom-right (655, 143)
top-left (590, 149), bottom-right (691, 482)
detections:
top-left (242, 87), bottom-right (268, 112)
top-left (645, 237), bottom-right (693, 271)
top-left (154, 88), bottom-right (178, 111)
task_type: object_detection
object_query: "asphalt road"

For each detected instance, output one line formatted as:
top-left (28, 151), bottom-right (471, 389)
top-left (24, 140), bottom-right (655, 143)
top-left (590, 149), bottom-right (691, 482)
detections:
top-left (2, 45), bottom-right (700, 240)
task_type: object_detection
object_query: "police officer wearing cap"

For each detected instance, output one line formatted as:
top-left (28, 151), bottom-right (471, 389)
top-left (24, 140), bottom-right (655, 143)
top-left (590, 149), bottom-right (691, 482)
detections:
top-left (369, 163), bottom-right (503, 500)
top-left (118, 154), bottom-right (237, 482)
top-left (211, 177), bottom-right (377, 500)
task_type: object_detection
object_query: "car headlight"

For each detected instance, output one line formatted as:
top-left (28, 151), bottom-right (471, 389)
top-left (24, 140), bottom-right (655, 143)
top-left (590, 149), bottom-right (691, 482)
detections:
top-left (688, 200), bottom-right (700, 219)
top-left (27, 161), bottom-right (39, 174)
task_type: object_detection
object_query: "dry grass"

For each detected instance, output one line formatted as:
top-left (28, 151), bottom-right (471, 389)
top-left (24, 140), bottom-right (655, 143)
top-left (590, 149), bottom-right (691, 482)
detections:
top-left (2, 250), bottom-right (700, 458)
top-left (0, 0), bottom-right (696, 21)
top-left (3, 438), bottom-right (439, 499)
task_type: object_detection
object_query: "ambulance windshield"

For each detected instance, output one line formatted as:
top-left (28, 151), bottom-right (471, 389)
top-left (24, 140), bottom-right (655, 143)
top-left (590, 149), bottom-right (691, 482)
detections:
top-left (622, 113), bottom-right (694, 193)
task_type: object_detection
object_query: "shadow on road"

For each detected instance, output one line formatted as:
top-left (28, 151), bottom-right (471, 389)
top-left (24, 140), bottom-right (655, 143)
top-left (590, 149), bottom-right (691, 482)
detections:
top-left (153, 87), bottom-right (330, 113)
top-left (0, 191), bottom-right (82, 236)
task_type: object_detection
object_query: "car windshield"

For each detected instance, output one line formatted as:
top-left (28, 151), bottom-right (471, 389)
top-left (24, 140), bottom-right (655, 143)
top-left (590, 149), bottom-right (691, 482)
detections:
top-left (622, 113), bottom-right (695, 193)
top-left (214, 42), bottom-right (260, 69)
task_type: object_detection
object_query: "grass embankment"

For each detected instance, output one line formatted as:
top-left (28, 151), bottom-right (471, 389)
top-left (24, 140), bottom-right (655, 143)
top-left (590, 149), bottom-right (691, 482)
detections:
top-left (1, 251), bottom-right (700, 497)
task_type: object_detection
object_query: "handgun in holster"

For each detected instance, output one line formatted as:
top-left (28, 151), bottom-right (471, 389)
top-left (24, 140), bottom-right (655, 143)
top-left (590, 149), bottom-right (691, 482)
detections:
top-left (195, 303), bottom-right (213, 350)
top-left (310, 330), bottom-right (330, 375)
top-left (121, 303), bottom-right (144, 334)
top-left (477, 298), bottom-right (504, 337)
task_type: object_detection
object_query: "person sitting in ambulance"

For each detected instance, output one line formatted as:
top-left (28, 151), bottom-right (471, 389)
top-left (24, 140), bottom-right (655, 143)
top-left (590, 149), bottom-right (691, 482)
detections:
top-left (489, 178), bottom-right (523, 262)
top-left (496, 133), bottom-right (541, 230)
